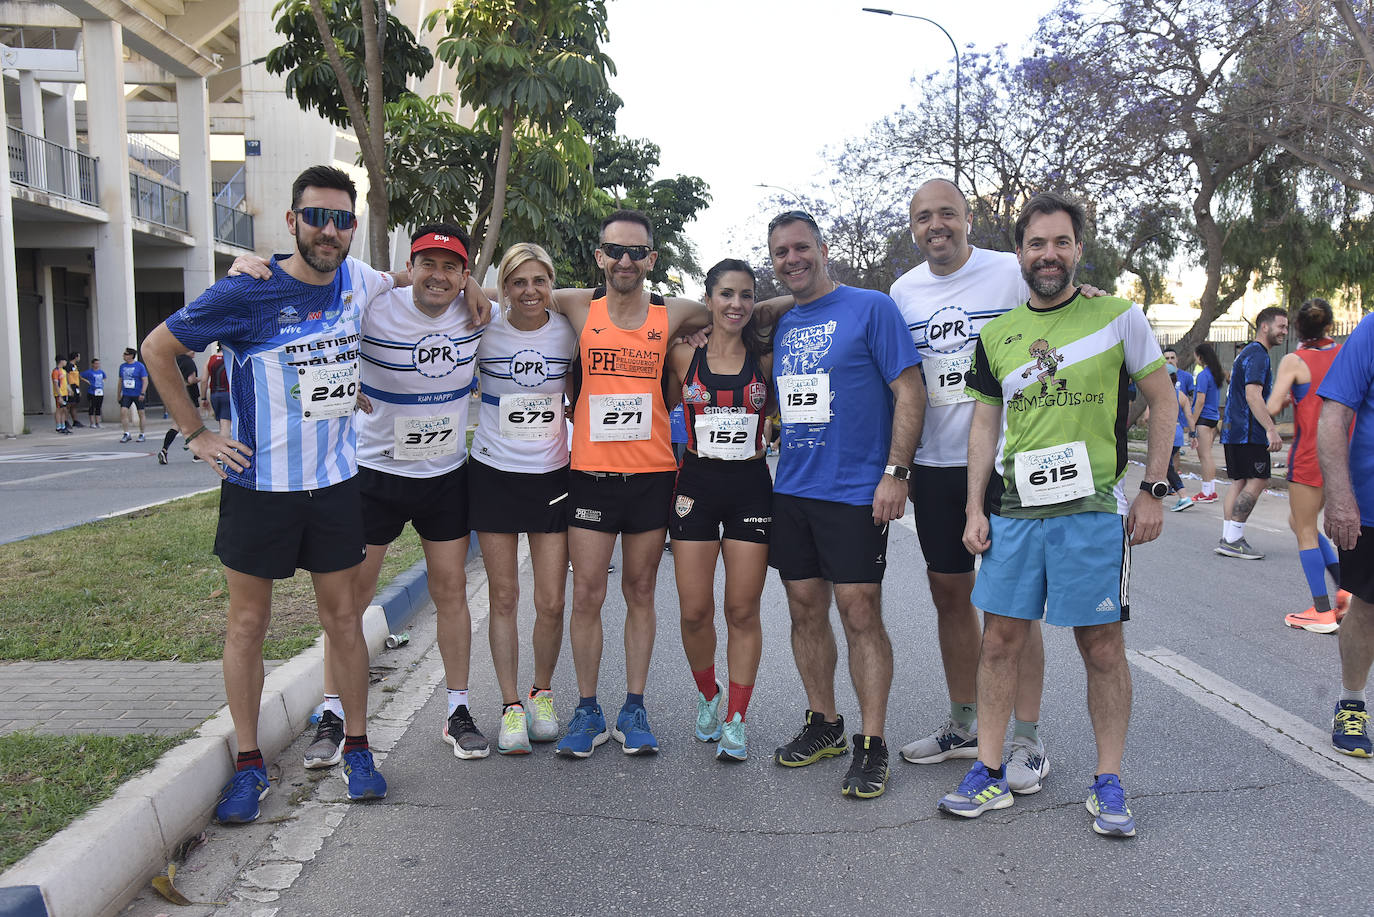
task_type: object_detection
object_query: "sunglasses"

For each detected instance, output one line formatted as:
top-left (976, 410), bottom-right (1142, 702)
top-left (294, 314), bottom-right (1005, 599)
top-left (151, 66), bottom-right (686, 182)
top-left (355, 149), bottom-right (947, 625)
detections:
top-left (767, 209), bottom-right (820, 234)
top-left (294, 207), bottom-right (357, 230)
top-left (599, 242), bottom-right (652, 262)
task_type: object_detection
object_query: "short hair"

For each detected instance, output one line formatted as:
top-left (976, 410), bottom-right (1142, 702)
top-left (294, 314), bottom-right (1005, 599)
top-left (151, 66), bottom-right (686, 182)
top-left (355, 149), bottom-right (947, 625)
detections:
top-left (1162, 345), bottom-right (1177, 356)
top-left (1014, 191), bottom-right (1087, 247)
top-left (767, 210), bottom-right (824, 246)
top-left (291, 165), bottom-right (357, 209)
top-left (54, 354), bottom-right (65, 364)
top-left (1294, 298), bottom-right (1333, 341)
top-left (1255, 305), bottom-right (1288, 330)
top-left (91, 357), bottom-right (100, 363)
top-left (497, 242), bottom-right (557, 296)
top-left (411, 222), bottom-right (471, 265)
top-left (124, 347), bottom-right (137, 357)
top-left (600, 209), bottom-right (654, 247)
top-left (67, 351), bottom-right (80, 362)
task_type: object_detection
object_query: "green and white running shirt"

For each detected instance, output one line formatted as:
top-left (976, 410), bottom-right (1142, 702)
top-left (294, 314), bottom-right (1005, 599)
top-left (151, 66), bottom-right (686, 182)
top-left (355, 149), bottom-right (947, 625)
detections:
top-left (966, 291), bottom-right (1164, 518)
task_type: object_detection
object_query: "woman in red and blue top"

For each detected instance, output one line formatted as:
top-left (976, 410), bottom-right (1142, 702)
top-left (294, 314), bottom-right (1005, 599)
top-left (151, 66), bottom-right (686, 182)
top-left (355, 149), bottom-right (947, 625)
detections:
top-left (1267, 298), bottom-right (1349, 632)
top-left (665, 259), bottom-right (773, 763)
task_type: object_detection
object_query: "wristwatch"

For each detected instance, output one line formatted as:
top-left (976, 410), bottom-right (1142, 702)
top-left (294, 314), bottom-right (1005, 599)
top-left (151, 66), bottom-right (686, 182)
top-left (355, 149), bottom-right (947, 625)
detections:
top-left (1140, 480), bottom-right (1170, 499)
top-left (884, 464), bottom-right (910, 481)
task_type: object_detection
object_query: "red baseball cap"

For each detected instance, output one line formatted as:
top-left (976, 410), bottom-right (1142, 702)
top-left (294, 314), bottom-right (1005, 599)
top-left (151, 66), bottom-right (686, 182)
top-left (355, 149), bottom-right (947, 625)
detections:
top-left (410, 232), bottom-right (468, 265)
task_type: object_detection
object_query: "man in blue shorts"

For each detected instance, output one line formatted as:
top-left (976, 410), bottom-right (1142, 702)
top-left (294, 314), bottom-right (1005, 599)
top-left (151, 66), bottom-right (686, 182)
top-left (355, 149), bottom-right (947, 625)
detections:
top-left (116, 348), bottom-right (148, 442)
top-left (142, 165), bottom-right (399, 824)
top-left (937, 192), bottom-right (1176, 837)
top-left (1317, 313), bottom-right (1374, 758)
top-left (766, 209), bottom-right (925, 799)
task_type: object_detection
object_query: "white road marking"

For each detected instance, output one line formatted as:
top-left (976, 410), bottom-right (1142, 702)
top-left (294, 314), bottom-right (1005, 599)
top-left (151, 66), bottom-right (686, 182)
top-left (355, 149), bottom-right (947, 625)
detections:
top-left (0, 469), bottom-right (83, 486)
top-left (1130, 646), bottom-right (1374, 806)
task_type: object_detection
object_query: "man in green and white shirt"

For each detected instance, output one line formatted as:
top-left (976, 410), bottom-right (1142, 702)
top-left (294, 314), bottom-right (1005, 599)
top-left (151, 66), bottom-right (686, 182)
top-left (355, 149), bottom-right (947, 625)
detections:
top-left (935, 192), bottom-right (1177, 838)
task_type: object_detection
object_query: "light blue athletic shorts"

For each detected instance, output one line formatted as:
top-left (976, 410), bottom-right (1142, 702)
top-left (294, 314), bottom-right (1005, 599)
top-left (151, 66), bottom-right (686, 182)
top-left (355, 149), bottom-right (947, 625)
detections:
top-left (970, 512), bottom-right (1130, 627)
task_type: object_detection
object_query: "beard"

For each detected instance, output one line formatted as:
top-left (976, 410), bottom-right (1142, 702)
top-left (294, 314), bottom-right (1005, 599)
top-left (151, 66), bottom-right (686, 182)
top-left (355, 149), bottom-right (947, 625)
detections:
top-left (1022, 260), bottom-right (1074, 299)
top-left (298, 234), bottom-right (349, 274)
top-left (607, 269), bottom-right (642, 295)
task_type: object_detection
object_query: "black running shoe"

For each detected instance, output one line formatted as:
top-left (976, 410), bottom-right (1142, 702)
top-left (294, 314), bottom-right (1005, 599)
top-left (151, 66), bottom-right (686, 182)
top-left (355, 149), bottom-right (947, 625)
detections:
top-left (842, 734), bottom-right (889, 799)
top-left (774, 710), bottom-right (847, 767)
top-left (304, 710), bottom-right (345, 769)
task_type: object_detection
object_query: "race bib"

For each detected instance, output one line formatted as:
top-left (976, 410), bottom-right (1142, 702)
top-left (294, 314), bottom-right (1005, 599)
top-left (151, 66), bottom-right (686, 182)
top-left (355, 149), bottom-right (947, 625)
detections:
top-left (499, 393), bottom-right (559, 441)
top-left (777, 374), bottom-right (830, 424)
top-left (298, 362), bottom-right (359, 421)
top-left (1014, 441), bottom-right (1095, 506)
top-left (92, 387), bottom-right (103, 396)
top-left (393, 414), bottom-right (460, 461)
top-left (122, 376), bottom-right (136, 390)
top-left (694, 412), bottom-right (759, 461)
top-left (589, 393), bottom-right (652, 442)
top-left (924, 352), bottom-right (975, 407)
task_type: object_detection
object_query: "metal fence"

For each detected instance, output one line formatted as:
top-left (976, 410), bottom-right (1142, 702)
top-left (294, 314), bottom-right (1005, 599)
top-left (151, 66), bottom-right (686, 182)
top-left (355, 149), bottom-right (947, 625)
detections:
top-left (129, 173), bottom-right (188, 232)
top-left (213, 164), bottom-right (246, 209)
top-left (128, 134), bottom-right (180, 184)
top-left (7, 126), bottom-right (99, 206)
top-left (214, 201), bottom-right (254, 249)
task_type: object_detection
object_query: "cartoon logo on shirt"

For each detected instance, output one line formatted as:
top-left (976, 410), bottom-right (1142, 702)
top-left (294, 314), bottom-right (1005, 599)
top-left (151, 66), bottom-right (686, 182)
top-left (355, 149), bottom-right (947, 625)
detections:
top-left (413, 333), bottom-right (462, 378)
top-left (682, 382), bottom-right (711, 405)
top-left (509, 349), bottom-right (550, 388)
top-left (923, 306), bottom-right (975, 355)
top-left (778, 320), bottom-right (837, 375)
top-left (1018, 338), bottom-right (1067, 397)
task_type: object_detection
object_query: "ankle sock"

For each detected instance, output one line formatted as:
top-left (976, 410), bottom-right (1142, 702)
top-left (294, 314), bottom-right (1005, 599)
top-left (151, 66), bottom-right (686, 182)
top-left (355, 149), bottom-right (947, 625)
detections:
top-left (1223, 520), bottom-right (1244, 542)
top-left (236, 749), bottom-right (264, 771)
top-left (322, 694), bottom-right (344, 719)
top-left (691, 666), bottom-right (719, 700)
top-left (625, 692), bottom-right (644, 709)
top-left (1341, 688), bottom-right (1367, 704)
top-left (986, 764), bottom-right (1004, 779)
top-left (343, 734), bottom-right (368, 754)
top-left (447, 688), bottom-right (469, 717)
top-left (1013, 719), bottom-right (1040, 743)
top-left (529, 685), bottom-right (550, 698)
top-left (952, 702), bottom-right (977, 729)
top-left (1201, 480), bottom-right (1215, 496)
top-left (726, 682), bottom-right (753, 721)
top-left (578, 695), bottom-right (598, 711)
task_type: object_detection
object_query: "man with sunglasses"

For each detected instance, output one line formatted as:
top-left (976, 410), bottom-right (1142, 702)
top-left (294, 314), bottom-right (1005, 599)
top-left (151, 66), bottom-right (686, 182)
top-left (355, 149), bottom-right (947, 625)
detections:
top-left (143, 165), bottom-right (403, 824)
top-left (766, 209), bottom-right (925, 799)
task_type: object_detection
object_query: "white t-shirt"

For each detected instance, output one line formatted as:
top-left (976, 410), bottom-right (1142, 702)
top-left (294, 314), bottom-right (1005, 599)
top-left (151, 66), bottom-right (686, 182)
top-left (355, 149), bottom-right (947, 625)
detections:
top-left (355, 287), bottom-right (484, 478)
top-left (470, 308), bottom-right (576, 474)
top-left (890, 247), bottom-right (1028, 467)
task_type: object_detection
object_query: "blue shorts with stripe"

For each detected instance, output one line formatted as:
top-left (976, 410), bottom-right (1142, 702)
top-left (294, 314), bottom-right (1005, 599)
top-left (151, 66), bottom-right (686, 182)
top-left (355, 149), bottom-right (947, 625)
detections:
top-left (970, 512), bottom-right (1130, 627)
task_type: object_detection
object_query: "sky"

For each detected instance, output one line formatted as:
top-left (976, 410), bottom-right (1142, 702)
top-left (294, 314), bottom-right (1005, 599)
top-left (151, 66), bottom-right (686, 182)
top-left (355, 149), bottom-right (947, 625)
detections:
top-left (602, 0), bottom-right (1056, 292)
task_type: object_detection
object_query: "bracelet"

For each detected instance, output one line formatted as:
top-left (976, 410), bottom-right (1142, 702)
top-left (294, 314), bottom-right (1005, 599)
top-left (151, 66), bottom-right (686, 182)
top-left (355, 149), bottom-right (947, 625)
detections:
top-left (183, 425), bottom-right (209, 443)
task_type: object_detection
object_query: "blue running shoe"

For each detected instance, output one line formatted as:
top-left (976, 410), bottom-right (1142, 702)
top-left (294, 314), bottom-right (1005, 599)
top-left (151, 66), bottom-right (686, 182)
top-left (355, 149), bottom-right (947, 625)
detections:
top-left (613, 704), bottom-right (659, 755)
top-left (215, 766), bottom-right (269, 824)
top-left (556, 704), bottom-right (609, 758)
top-left (938, 761), bottom-right (1013, 818)
top-left (695, 681), bottom-right (724, 742)
top-left (339, 748), bottom-right (387, 801)
top-left (1333, 700), bottom-right (1372, 757)
top-left (1086, 773), bottom-right (1136, 837)
top-left (716, 712), bottom-right (747, 762)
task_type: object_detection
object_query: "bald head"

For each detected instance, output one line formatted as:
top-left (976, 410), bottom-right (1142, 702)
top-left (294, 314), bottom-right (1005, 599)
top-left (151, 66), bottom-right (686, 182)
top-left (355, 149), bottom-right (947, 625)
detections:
top-left (911, 178), bottom-right (969, 216)
top-left (909, 178), bottom-right (973, 276)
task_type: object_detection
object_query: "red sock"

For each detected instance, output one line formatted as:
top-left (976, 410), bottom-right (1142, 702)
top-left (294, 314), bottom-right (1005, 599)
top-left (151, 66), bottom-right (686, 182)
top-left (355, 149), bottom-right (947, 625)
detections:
top-left (691, 666), bottom-right (718, 700)
top-left (726, 682), bottom-right (753, 721)
top-left (236, 749), bottom-right (263, 771)
top-left (343, 734), bottom-right (369, 754)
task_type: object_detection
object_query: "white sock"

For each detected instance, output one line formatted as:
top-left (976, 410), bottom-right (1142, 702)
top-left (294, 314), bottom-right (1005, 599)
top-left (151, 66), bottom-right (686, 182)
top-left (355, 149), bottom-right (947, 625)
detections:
top-left (1223, 520), bottom-right (1244, 542)
top-left (1201, 480), bottom-right (1215, 497)
top-left (1341, 688), bottom-right (1367, 704)
top-left (322, 694), bottom-right (344, 720)
top-left (447, 688), bottom-right (469, 717)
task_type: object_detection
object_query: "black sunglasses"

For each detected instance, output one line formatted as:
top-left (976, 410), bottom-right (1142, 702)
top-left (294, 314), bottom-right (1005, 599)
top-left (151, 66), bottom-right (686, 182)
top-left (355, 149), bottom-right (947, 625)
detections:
top-left (767, 209), bottom-right (820, 234)
top-left (600, 242), bottom-right (652, 262)
top-left (294, 207), bottom-right (357, 230)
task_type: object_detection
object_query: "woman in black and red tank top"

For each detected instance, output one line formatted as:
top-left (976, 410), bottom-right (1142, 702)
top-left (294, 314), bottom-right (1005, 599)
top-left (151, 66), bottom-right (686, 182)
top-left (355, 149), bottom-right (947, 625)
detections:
top-left (664, 259), bottom-right (774, 762)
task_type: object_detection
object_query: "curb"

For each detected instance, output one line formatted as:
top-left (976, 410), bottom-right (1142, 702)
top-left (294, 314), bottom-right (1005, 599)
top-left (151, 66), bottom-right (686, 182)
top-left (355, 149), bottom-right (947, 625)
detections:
top-left (0, 558), bottom-right (433, 917)
top-left (1126, 441), bottom-right (1290, 494)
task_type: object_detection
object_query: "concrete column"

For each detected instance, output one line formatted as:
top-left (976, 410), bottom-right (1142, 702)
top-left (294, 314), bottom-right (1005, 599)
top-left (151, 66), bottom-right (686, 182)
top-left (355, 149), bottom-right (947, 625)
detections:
top-left (18, 72), bottom-right (43, 136)
top-left (177, 75), bottom-right (215, 307)
top-left (37, 265), bottom-right (57, 416)
top-left (0, 77), bottom-right (25, 434)
top-left (44, 84), bottom-right (78, 149)
top-left (82, 19), bottom-right (138, 424)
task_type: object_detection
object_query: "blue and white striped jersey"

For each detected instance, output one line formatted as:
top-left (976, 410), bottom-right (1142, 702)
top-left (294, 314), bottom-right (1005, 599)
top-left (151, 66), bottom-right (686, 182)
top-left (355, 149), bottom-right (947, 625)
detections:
top-left (166, 256), bottom-right (393, 492)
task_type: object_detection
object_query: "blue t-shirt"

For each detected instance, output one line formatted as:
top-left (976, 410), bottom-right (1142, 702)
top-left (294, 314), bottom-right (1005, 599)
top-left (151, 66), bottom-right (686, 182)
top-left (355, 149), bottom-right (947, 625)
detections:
top-left (1194, 366), bottom-right (1220, 421)
top-left (773, 284), bottom-right (921, 505)
top-left (1317, 313), bottom-right (1374, 525)
top-left (117, 361), bottom-right (148, 397)
top-left (81, 368), bottom-right (107, 396)
top-left (1222, 341), bottom-right (1272, 444)
top-left (1174, 368), bottom-right (1194, 446)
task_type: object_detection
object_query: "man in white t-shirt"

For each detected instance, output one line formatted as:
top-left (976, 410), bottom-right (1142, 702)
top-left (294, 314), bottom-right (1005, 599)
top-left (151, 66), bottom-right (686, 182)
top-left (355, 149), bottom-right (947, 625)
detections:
top-left (888, 179), bottom-right (1051, 795)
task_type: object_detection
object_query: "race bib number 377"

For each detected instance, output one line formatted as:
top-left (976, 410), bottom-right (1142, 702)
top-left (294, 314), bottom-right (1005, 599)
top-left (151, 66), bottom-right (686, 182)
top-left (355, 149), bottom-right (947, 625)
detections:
top-left (393, 414), bottom-right (459, 461)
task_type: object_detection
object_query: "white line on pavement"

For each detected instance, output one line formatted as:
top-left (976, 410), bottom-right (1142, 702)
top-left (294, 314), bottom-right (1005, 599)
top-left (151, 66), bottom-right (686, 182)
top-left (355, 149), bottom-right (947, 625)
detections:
top-left (1129, 646), bottom-right (1374, 806)
top-left (0, 469), bottom-right (83, 486)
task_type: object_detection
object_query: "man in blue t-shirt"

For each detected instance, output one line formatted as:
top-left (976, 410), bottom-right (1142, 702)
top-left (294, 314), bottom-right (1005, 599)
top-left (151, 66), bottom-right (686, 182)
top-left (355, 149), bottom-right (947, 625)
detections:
top-left (1217, 307), bottom-right (1288, 559)
top-left (116, 348), bottom-right (148, 443)
top-left (1317, 313), bottom-right (1374, 758)
top-left (766, 210), bottom-right (925, 800)
top-left (81, 358), bottom-right (107, 428)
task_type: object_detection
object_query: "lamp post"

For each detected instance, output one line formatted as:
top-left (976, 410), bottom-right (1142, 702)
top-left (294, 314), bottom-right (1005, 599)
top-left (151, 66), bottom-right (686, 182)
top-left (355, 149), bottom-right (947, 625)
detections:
top-left (754, 182), bottom-right (806, 205)
top-left (861, 7), bottom-right (962, 188)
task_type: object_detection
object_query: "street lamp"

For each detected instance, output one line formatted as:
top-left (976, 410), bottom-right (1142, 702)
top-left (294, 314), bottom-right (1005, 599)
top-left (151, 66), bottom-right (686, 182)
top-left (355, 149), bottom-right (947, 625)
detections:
top-left (861, 7), bottom-right (962, 189)
top-left (754, 182), bottom-right (805, 204)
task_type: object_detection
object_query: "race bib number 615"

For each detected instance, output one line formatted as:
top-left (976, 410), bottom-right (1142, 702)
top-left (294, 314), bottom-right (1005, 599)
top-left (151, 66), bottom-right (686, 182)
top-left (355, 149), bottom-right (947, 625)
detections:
top-left (1014, 440), bottom-right (1095, 506)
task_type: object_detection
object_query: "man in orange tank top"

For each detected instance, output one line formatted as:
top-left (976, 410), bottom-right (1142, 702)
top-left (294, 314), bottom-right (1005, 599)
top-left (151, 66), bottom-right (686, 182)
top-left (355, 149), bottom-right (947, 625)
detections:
top-left (547, 210), bottom-right (714, 759)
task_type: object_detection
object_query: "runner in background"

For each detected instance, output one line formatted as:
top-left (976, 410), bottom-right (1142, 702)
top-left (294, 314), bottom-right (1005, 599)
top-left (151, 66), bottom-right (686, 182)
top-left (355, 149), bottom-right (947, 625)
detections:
top-left (1189, 342), bottom-right (1225, 504)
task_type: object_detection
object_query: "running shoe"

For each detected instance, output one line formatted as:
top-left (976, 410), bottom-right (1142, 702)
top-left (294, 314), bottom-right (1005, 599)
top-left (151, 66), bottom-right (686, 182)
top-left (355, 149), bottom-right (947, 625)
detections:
top-left (215, 766), bottom-right (270, 824)
top-left (695, 681), bottom-right (724, 742)
top-left (613, 704), bottom-right (659, 755)
top-left (1336, 590), bottom-right (1353, 622)
top-left (157, 448), bottom-right (169, 465)
top-left (136, 434), bottom-right (145, 443)
top-left (303, 709), bottom-right (345, 769)
top-left (442, 706), bottom-right (490, 759)
top-left (556, 704), bottom-right (609, 758)
top-left (526, 689), bottom-right (559, 742)
top-left (938, 761), bottom-right (1013, 818)
top-left (716, 712), bottom-right (747, 762)
top-left (1333, 700), bottom-right (1372, 757)
top-left (900, 718), bottom-right (978, 764)
top-left (1215, 538), bottom-right (1263, 560)
top-left (774, 710), bottom-right (847, 767)
top-left (1191, 491), bottom-right (1218, 503)
top-left (340, 747), bottom-right (387, 800)
top-left (1005, 736), bottom-right (1050, 794)
top-left (1086, 773), bottom-right (1136, 837)
top-left (1283, 607), bottom-right (1340, 634)
top-left (497, 703), bottom-right (532, 755)
top-left (1169, 496), bottom-right (1193, 512)
top-left (841, 735), bottom-right (889, 799)
top-left (119, 432), bottom-right (131, 443)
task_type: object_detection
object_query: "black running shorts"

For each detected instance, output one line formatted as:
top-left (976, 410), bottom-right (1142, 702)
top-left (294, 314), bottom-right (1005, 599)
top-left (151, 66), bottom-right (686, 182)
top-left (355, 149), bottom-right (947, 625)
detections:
top-left (468, 459), bottom-right (569, 534)
top-left (1224, 442), bottom-right (1272, 481)
top-left (359, 464), bottom-right (470, 545)
top-left (1339, 529), bottom-right (1374, 605)
top-left (569, 470), bottom-right (675, 534)
top-left (215, 476), bottom-right (366, 579)
top-left (669, 453), bottom-right (773, 544)
top-left (769, 493), bottom-right (889, 584)
top-left (908, 464), bottom-right (995, 575)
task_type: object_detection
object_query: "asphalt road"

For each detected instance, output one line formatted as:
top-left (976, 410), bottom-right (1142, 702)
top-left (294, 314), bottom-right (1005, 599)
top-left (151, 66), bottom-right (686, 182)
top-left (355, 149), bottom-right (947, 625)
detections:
top-left (113, 459), bottom-right (1372, 917)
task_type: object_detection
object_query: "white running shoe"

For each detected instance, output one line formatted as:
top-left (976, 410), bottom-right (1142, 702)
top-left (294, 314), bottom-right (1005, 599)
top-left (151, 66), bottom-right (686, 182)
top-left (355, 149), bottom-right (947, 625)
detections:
top-left (900, 718), bottom-right (978, 764)
top-left (526, 689), bottom-right (560, 742)
top-left (497, 704), bottom-right (532, 755)
top-left (1005, 735), bottom-right (1050, 794)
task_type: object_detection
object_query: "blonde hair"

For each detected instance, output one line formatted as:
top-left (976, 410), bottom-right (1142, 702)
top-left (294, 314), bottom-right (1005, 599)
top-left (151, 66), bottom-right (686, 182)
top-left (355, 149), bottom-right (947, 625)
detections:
top-left (497, 243), bottom-right (556, 305)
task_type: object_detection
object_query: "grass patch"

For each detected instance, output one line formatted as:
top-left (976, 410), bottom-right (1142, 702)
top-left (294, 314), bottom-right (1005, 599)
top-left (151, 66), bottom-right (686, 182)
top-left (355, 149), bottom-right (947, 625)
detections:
top-left (0, 491), bottom-right (426, 662)
top-left (0, 731), bottom-right (182, 870)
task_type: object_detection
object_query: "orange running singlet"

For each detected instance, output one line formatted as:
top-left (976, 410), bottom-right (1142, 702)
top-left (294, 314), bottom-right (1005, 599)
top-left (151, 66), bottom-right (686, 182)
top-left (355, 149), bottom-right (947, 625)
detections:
top-left (571, 291), bottom-right (676, 473)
